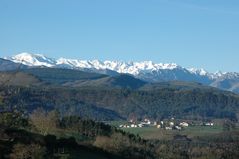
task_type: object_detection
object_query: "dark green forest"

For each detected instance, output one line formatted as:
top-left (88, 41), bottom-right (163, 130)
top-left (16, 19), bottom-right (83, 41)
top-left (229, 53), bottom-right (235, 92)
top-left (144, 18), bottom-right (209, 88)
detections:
top-left (1, 84), bottom-right (239, 121)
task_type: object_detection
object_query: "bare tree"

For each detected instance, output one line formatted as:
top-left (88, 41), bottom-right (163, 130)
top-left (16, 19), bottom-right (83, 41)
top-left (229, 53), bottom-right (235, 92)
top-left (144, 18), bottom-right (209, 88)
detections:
top-left (94, 132), bottom-right (130, 154)
top-left (30, 107), bottom-right (59, 135)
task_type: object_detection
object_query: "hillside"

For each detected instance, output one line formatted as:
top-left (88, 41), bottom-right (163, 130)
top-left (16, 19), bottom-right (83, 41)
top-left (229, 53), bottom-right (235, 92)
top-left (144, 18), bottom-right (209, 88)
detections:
top-left (63, 74), bottom-right (146, 89)
top-left (22, 68), bottom-right (107, 85)
top-left (0, 58), bottom-right (28, 71)
top-left (1, 83), bottom-right (239, 121)
top-left (0, 72), bottom-right (42, 87)
top-left (211, 76), bottom-right (239, 94)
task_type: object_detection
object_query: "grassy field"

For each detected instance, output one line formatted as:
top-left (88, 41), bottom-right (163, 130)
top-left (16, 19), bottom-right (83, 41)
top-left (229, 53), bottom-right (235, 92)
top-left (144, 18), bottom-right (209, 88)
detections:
top-left (180, 125), bottom-right (224, 138)
top-left (69, 121), bottom-right (225, 140)
top-left (121, 126), bottom-right (220, 140)
top-left (119, 125), bottom-right (238, 140)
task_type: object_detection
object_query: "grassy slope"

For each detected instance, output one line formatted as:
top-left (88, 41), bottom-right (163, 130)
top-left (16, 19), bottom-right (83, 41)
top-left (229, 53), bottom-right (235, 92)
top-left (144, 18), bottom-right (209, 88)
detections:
top-left (120, 125), bottom-right (238, 140)
top-left (22, 68), bottom-right (107, 84)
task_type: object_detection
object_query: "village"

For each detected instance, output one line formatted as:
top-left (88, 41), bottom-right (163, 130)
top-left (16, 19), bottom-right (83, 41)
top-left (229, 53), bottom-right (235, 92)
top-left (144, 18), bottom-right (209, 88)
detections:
top-left (118, 118), bottom-right (214, 130)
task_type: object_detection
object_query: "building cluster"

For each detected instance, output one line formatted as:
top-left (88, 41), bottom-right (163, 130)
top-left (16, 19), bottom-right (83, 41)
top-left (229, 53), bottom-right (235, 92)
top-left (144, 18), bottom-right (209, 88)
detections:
top-left (204, 122), bottom-right (214, 126)
top-left (119, 118), bottom-right (194, 130)
top-left (119, 118), bottom-right (152, 128)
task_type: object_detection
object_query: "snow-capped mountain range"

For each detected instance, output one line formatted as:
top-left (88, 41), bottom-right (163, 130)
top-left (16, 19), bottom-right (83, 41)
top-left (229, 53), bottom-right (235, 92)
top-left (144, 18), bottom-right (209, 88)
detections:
top-left (3, 52), bottom-right (239, 93)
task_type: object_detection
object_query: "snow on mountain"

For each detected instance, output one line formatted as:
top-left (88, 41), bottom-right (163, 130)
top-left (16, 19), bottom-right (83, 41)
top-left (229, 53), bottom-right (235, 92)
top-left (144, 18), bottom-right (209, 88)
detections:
top-left (1, 53), bottom-right (220, 77)
top-left (188, 68), bottom-right (208, 76)
top-left (4, 52), bottom-right (56, 67)
top-left (0, 58), bottom-right (28, 71)
top-left (210, 72), bottom-right (239, 94)
top-left (57, 59), bottom-right (181, 75)
top-left (5, 53), bottom-right (184, 75)
top-left (3, 53), bottom-right (239, 93)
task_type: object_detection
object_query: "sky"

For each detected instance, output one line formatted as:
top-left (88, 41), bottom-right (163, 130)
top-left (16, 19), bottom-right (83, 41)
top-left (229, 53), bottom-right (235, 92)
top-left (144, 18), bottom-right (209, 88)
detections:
top-left (0, 0), bottom-right (239, 72)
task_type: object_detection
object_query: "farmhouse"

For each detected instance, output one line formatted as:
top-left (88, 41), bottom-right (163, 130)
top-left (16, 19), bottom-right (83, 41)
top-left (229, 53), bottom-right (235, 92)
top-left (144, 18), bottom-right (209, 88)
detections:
top-left (169, 122), bottom-right (174, 126)
top-left (175, 126), bottom-right (182, 130)
top-left (180, 122), bottom-right (189, 127)
top-left (165, 127), bottom-right (172, 130)
top-left (144, 118), bottom-right (151, 125)
top-left (138, 123), bottom-right (143, 127)
top-left (205, 122), bottom-right (214, 126)
top-left (157, 125), bottom-right (161, 128)
top-left (131, 124), bottom-right (137, 128)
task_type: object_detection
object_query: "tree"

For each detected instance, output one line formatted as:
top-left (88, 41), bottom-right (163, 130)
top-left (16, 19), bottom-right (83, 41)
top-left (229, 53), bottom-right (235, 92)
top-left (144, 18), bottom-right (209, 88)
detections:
top-left (0, 111), bottom-right (28, 127)
top-left (223, 120), bottom-right (236, 131)
top-left (30, 108), bottom-right (59, 135)
top-left (10, 143), bottom-right (46, 159)
top-left (94, 132), bottom-right (130, 154)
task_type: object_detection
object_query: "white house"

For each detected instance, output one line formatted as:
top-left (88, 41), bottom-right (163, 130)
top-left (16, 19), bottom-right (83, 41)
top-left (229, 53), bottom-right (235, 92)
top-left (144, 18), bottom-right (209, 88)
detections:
top-left (138, 124), bottom-right (144, 128)
top-left (138, 124), bottom-right (143, 127)
top-left (131, 124), bottom-right (137, 128)
top-left (169, 122), bottom-right (174, 126)
top-left (165, 127), bottom-right (172, 130)
top-left (180, 122), bottom-right (189, 127)
top-left (144, 118), bottom-right (151, 125)
top-left (205, 122), bottom-right (214, 126)
top-left (175, 126), bottom-right (181, 130)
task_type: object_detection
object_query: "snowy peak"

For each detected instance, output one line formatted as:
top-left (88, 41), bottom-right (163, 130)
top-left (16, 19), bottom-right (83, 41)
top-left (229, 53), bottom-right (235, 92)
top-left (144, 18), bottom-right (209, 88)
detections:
top-left (0, 53), bottom-right (221, 76)
top-left (188, 68), bottom-right (209, 76)
top-left (3, 52), bottom-right (239, 81)
top-left (6, 53), bottom-right (182, 75)
top-left (0, 53), bottom-right (221, 73)
top-left (56, 59), bottom-right (182, 75)
top-left (4, 52), bottom-right (56, 67)
top-left (217, 72), bottom-right (239, 79)
top-left (2, 52), bottom-right (239, 93)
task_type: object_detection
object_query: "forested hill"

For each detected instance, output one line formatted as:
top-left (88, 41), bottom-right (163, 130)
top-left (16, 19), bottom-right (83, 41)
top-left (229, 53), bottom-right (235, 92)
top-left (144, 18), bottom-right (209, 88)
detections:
top-left (1, 68), bottom-right (239, 158)
top-left (1, 70), bottom-right (239, 120)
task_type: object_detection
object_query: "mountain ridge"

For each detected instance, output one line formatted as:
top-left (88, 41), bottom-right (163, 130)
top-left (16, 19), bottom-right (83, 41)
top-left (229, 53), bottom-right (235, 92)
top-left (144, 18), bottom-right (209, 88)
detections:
top-left (5, 52), bottom-right (237, 77)
top-left (3, 52), bottom-right (239, 93)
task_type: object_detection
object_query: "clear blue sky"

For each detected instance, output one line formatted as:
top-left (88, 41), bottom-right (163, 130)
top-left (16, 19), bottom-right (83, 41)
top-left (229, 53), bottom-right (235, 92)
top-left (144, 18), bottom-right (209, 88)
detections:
top-left (0, 0), bottom-right (239, 72)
